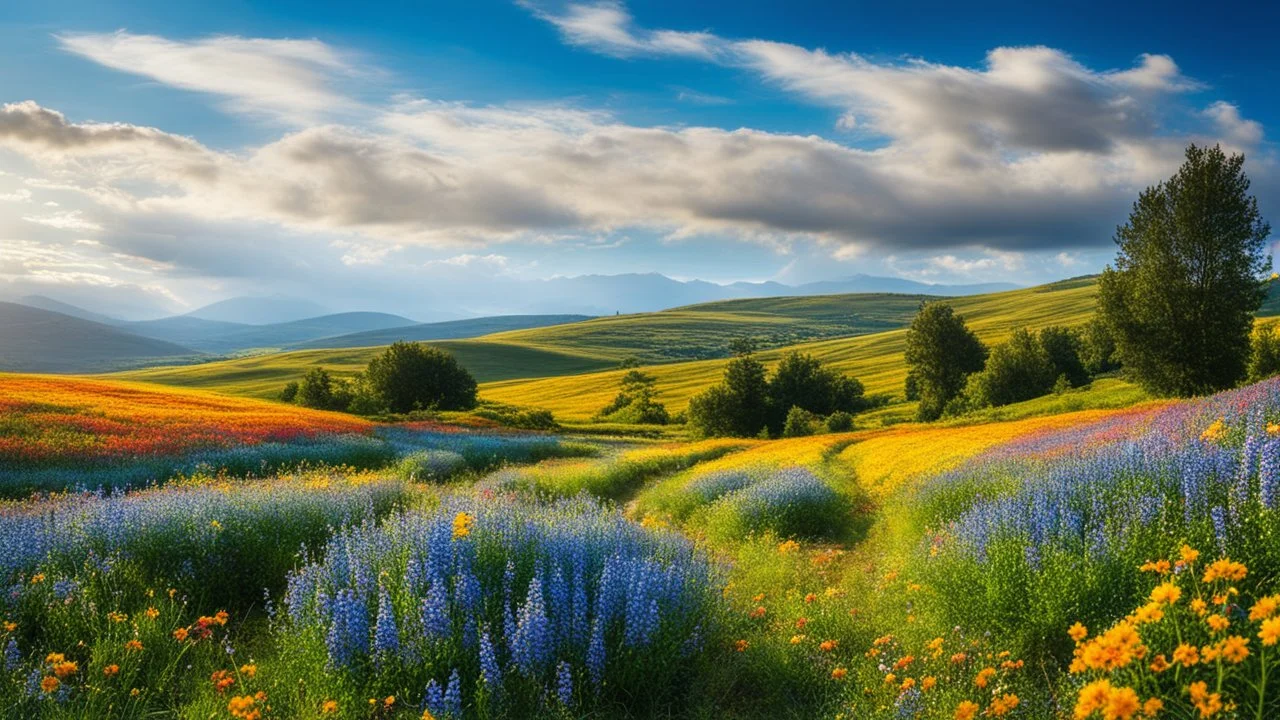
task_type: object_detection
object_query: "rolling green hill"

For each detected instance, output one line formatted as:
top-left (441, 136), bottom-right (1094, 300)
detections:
top-left (110, 340), bottom-right (617, 399)
top-left (480, 277), bottom-right (1104, 420)
top-left (290, 314), bottom-right (593, 350)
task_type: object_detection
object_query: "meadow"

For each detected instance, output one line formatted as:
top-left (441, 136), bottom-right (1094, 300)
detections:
top-left (7, 355), bottom-right (1280, 718)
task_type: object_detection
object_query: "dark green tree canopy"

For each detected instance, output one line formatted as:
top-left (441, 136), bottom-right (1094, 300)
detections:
top-left (1098, 144), bottom-right (1271, 396)
top-left (961, 328), bottom-right (1056, 410)
top-left (903, 302), bottom-right (987, 421)
top-left (766, 351), bottom-right (866, 434)
top-left (1038, 326), bottom-right (1089, 388)
top-left (596, 369), bottom-right (670, 424)
top-left (364, 341), bottom-right (478, 413)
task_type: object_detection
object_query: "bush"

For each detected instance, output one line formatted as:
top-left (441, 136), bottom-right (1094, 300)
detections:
top-left (782, 406), bottom-right (816, 437)
top-left (958, 328), bottom-right (1056, 411)
top-left (767, 351), bottom-right (867, 434)
top-left (702, 468), bottom-right (851, 542)
top-left (296, 367), bottom-right (336, 409)
top-left (395, 449), bottom-right (468, 482)
top-left (688, 352), bottom-right (769, 438)
top-left (279, 381), bottom-right (298, 403)
top-left (825, 411), bottom-right (854, 433)
top-left (1248, 323), bottom-right (1280, 382)
top-left (1080, 316), bottom-right (1120, 375)
top-left (1039, 325), bottom-right (1088, 387)
top-left (365, 341), bottom-right (478, 413)
top-left (595, 370), bottom-right (670, 424)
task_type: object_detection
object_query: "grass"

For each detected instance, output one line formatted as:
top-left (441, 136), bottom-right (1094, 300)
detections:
top-left (481, 277), bottom-right (1102, 420)
top-left (108, 340), bottom-right (617, 400)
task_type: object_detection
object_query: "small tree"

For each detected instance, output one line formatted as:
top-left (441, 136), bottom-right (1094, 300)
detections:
top-left (1098, 144), bottom-right (1271, 396)
top-left (596, 369), bottom-right (670, 424)
top-left (1248, 324), bottom-right (1280, 382)
top-left (365, 341), bottom-right (478, 413)
top-left (1039, 326), bottom-right (1088, 388)
top-left (782, 406), bottom-right (816, 437)
top-left (279, 381), bottom-right (299, 403)
top-left (960, 329), bottom-right (1056, 409)
top-left (297, 367), bottom-right (335, 410)
top-left (825, 411), bottom-right (854, 433)
top-left (688, 348), bottom-right (769, 437)
top-left (904, 302), bottom-right (987, 421)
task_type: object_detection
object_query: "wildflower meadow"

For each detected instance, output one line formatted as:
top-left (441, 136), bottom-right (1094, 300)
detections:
top-left (5, 372), bottom-right (1280, 718)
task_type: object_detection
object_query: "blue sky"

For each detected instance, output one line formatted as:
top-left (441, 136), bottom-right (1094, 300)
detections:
top-left (0, 0), bottom-right (1276, 317)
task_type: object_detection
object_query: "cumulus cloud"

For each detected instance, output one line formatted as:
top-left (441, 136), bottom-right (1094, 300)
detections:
top-left (520, 1), bottom-right (718, 59)
top-left (55, 31), bottom-right (369, 123)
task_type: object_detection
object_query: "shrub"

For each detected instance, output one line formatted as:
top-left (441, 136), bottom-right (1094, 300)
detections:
top-left (958, 329), bottom-right (1056, 411)
top-left (782, 406), bottom-right (816, 437)
top-left (825, 411), bottom-right (854, 433)
top-left (1080, 316), bottom-right (1119, 375)
top-left (595, 370), bottom-right (670, 425)
top-left (688, 352), bottom-right (769, 438)
top-left (767, 351), bottom-right (867, 434)
top-left (297, 367), bottom-right (336, 410)
top-left (365, 341), bottom-right (478, 413)
top-left (1039, 326), bottom-right (1088, 388)
top-left (395, 449), bottom-right (468, 482)
top-left (1249, 323), bottom-right (1280, 382)
top-left (279, 381), bottom-right (299, 403)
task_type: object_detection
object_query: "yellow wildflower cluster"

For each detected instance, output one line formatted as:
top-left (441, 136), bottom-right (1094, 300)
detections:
top-left (451, 511), bottom-right (475, 540)
top-left (1070, 547), bottom-right (1280, 718)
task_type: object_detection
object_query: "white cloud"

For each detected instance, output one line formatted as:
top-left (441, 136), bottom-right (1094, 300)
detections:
top-left (0, 188), bottom-right (31, 202)
top-left (521, 1), bottom-right (717, 59)
top-left (55, 31), bottom-right (368, 123)
top-left (1204, 102), bottom-right (1264, 146)
top-left (428, 253), bottom-right (511, 268)
top-left (21, 209), bottom-right (103, 232)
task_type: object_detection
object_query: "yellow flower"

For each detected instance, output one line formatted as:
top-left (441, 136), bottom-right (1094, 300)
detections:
top-left (1180, 545), bottom-right (1200, 564)
top-left (1249, 595), bottom-right (1279, 621)
top-left (954, 701), bottom-right (980, 720)
top-left (240, 664), bottom-right (257, 678)
top-left (831, 667), bottom-right (847, 680)
top-left (124, 639), bottom-right (143, 652)
top-left (1149, 654), bottom-right (1170, 672)
top-left (144, 607), bottom-right (159, 620)
top-left (1221, 635), bottom-right (1249, 663)
top-left (1142, 697), bottom-right (1164, 717)
top-left (52, 660), bottom-right (78, 678)
top-left (778, 540), bottom-right (800, 554)
top-left (1140, 559), bottom-right (1171, 575)
top-left (1188, 681), bottom-right (1223, 717)
top-left (1202, 559), bottom-right (1247, 583)
top-left (30, 573), bottom-right (45, 584)
top-left (1074, 679), bottom-right (1113, 719)
top-left (451, 511), bottom-right (475, 540)
top-left (321, 700), bottom-right (339, 714)
top-left (921, 676), bottom-right (937, 691)
top-left (1133, 602), bottom-right (1164, 624)
top-left (1069, 622), bottom-right (1088, 643)
top-left (1173, 643), bottom-right (1200, 666)
top-left (1190, 598), bottom-right (1208, 616)
top-left (3, 622), bottom-right (15, 632)
top-left (103, 664), bottom-right (120, 678)
top-left (1150, 582), bottom-right (1181, 605)
top-left (1259, 617), bottom-right (1280, 646)
top-left (1104, 686), bottom-right (1140, 720)
top-left (974, 667), bottom-right (995, 688)
top-left (987, 693), bottom-right (1019, 717)
top-left (422, 711), bottom-right (435, 720)
top-left (1206, 614), bottom-right (1230, 633)
top-left (734, 639), bottom-right (749, 652)
top-left (790, 634), bottom-right (806, 644)
top-left (40, 676), bottom-right (59, 693)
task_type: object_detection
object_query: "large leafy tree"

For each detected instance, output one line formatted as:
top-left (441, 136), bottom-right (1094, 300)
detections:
top-left (766, 351), bottom-right (866, 434)
top-left (903, 302), bottom-right (987, 421)
top-left (688, 347), bottom-right (770, 437)
top-left (365, 341), bottom-right (478, 413)
top-left (1098, 144), bottom-right (1271, 396)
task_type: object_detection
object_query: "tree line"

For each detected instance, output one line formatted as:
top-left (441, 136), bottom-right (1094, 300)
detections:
top-left (281, 341), bottom-right (478, 415)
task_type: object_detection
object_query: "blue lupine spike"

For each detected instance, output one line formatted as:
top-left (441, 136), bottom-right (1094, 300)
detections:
top-left (444, 668), bottom-right (462, 717)
top-left (373, 584), bottom-right (400, 661)
top-left (556, 660), bottom-right (573, 706)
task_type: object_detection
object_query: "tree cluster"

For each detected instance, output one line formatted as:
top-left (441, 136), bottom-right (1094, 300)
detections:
top-left (687, 346), bottom-right (874, 438)
top-left (283, 341), bottom-right (478, 415)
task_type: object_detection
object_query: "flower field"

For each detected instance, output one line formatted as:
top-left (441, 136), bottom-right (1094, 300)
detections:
top-left (4, 374), bottom-right (1280, 717)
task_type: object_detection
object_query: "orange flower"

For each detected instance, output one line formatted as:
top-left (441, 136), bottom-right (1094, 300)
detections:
top-left (172, 627), bottom-right (189, 642)
top-left (831, 667), bottom-right (847, 680)
top-left (1206, 614), bottom-right (1230, 633)
top-left (1149, 654), bottom-right (1170, 672)
top-left (1202, 559), bottom-right (1247, 583)
top-left (240, 664), bottom-right (257, 678)
top-left (974, 667), bottom-right (995, 688)
top-left (1150, 582), bottom-right (1181, 605)
top-left (804, 593), bottom-right (817, 604)
top-left (954, 701), bottom-right (980, 720)
top-left (124, 639), bottom-right (143, 652)
top-left (734, 640), bottom-right (749, 652)
top-left (987, 693), bottom-right (1019, 717)
top-left (1172, 643), bottom-right (1200, 666)
top-left (144, 607), bottom-right (159, 620)
top-left (321, 700), bottom-right (339, 714)
top-left (1142, 697), bottom-right (1164, 717)
top-left (748, 606), bottom-right (766, 619)
top-left (795, 617), bottom-right (808, 629)
top-left (1249, 595), bottom-right (1279, 621)
top-left (40, 676), bottom-right (59, 693)
top-left (1221, 635), bottom-right (1249, 663)
top-left (1104, 686), bottom-right (1140, 720)
top-left (1260, 617), bottom-right (1280, 646)
top-left (52, 660), bottom-right (78, 679)
top-left (1069, 622), bottom-right (1088, 643)
top-left (103, 664), bottom-right (120, 678)
top-left (921, 676), bottom-right (937, 691)
top-left (819, 639), bottom-right (838, 652)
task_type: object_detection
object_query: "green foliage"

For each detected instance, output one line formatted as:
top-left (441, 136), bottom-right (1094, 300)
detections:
top-left (782, 406), bottom-right (816, 437)
top-left (296, 367), bottom-right (336, 409)
top-left (1079, 315), bottom-right (1120, 375)
top-left (595, 369), bottom-right (670, 424)
top-left (766, 351), bottom-right (867, 434)
top-left (1098, 144), bottom-right (1271, 396)
top-left (904, 302), bottom-right (987, 421)
top-left (825, 410), bottom-right (854, 433)
top-left (1038, 325), bottom-right (1088, 387)
top-left (957, 328), bottom-right (1056, 411)
top-left (365, 341), bottom-right (478, 413)
top-left (1249, 324), bottom-right (1280, 382)
top-left (278, 380), bottom-right (298, 403)
top-left (688, 352), bottom-right (770, 437)
top-left (470, 404), bottom-right (559, 430)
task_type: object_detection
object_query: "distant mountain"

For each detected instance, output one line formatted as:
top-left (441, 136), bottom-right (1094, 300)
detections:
top-left (793, 275), bottom-right (1020, 296)
top-left (184, 295), bottom-right (334, 325)
top-left (16, 295), bottom-right (123, 325)
top-left (0, 302), bottom-right (196, 373)
top-left (126, 312), bottom-right (416, 353)
top-left (291, 314), bottom-right (594, 350)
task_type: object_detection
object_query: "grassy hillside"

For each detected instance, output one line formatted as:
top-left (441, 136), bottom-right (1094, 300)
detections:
top-left (486, 294), bottom-right (931, 363)
top-left (111, 340), bottom-right (617, 399)
top-left (0, 302), bottom-right (198, 373)
top-left (290, 314), bottom-right (593, 350)
top-left (481, 277), bottom-right (1102, 420)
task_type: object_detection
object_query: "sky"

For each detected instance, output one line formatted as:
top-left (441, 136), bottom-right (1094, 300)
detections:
top-left (0, 0), bottom-right (1277, 318)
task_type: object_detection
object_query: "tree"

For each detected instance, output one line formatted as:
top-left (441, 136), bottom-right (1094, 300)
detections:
top-left (1080, 317), bottom-right (1120, 375)
top-left (766, 351), bottom-right (867, 434)
top-left (782, 406), bottom-right (816, 437)
top-left (959, 329), bottom-right (1056, 410)
top-left (903, 302), bottom-right (987, 421)
top-left (1038, 326), bottom-right (1089, 388)
top-left (596, 369), bottom-right (670, 424)
top-left (297, 367), bottom-right (335, 410)
top-left (1098, 144), bottom-right (1271, 396)
top-left (279, 381), bottom-right (299, 403)
top-left (825, 411), bottom-right (854, 433)
top-left (1248, 324), bottom-right (1280, 382)
top-left (365, 341), bottom-right (478, 413)
top-left (688, 350), bottom-right (769, 437)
